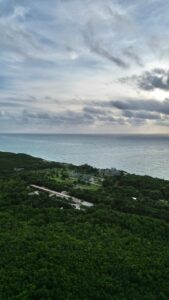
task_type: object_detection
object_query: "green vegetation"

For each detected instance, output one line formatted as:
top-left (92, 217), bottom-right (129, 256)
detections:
top-left (0, 151), bottom-right (62, 177)
top-left (0, 151), bottom-right (169, 299)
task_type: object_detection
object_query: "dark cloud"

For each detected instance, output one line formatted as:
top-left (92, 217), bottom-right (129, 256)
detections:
top-left (90, 43), bottom-right (129, 69)
top-left (83, 22), bottom-right (129, 69)
top-left (90, 98), bottom-right (169, 127)
top-left (22, 109), bottom-right (95, 126)
top-left (138, 69), bottom-right (169, 91)
top-left (4, 97), bottom-right (169, 129)
top-left (123, 48), bottom-right (143, 67)
top-left (83, 106), bottom-right (107, 115)
top-left (106, 5), bottom-right (128, 24)
top-left (21, 107), bottom-right (130, 127)
top-left (106, 98), bottom-right (169, 115)
top-left (0, 24), bottom-right (40, 60)
top-left (82, 3), bottom-right (143, 69)
top-left (3, 95), bottom-right (169, 129)
top-left (123, 110), bottom-right (162, 120)
top-left (83, 106), bottom-right (128, 124)
top-left (120, 68), bottom-right (169, 91)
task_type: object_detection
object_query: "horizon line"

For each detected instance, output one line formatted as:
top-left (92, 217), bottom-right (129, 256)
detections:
top-left (0, 132), bottom-right (169, 135)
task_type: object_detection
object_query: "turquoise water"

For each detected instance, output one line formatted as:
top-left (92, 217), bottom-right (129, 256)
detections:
top-left (0, 134), bottom-right (169, 180)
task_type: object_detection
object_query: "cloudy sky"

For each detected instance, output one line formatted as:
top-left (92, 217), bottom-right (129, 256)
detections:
top-left (1, 0), bottom-right (169, 133)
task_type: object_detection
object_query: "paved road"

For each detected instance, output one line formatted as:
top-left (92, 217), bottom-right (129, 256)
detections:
top-left (30, 184), bottom-right (94, 209)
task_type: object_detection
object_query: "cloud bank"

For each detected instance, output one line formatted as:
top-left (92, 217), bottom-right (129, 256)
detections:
top-left (0, 0), bottom-right (169, 133)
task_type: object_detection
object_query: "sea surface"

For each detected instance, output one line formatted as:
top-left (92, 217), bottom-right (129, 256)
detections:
top-left (0, 134), bottom-right (169, 180)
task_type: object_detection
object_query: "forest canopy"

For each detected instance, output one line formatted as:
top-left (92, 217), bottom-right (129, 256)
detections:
top-left (0, 151), bottom-right (169, 299)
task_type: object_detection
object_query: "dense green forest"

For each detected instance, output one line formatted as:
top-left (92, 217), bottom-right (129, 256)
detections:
top-left (0, 151), bottom-right (169, 299)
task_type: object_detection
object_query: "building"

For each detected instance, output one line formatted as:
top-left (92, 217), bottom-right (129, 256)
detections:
top-left (99, 168), bottom-right (121, 177)
top-left (28, 191), bottom-right (40, 196)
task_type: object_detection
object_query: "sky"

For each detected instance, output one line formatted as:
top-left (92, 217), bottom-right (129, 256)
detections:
top-left (1, 0), bottom-right (169, 133)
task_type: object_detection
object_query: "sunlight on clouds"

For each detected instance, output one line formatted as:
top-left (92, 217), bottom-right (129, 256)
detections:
top-left (0, 0), bottom-right (169, 133)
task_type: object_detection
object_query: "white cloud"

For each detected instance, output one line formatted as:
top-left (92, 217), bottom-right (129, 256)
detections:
top-left (0, 0), bottom-right (169, 132)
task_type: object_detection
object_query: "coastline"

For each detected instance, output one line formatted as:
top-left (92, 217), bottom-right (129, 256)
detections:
top-left (0, 133), bottom-right (169, 180)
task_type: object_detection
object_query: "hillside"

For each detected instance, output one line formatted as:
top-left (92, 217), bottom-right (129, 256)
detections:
top-left (0, 151), bottom-right (63, 175)
top-left (0, 152), bottom-right (169, 299)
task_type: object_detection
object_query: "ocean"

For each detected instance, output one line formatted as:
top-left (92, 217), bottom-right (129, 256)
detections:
top-left (0, 134), bottom-right (169, 180)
